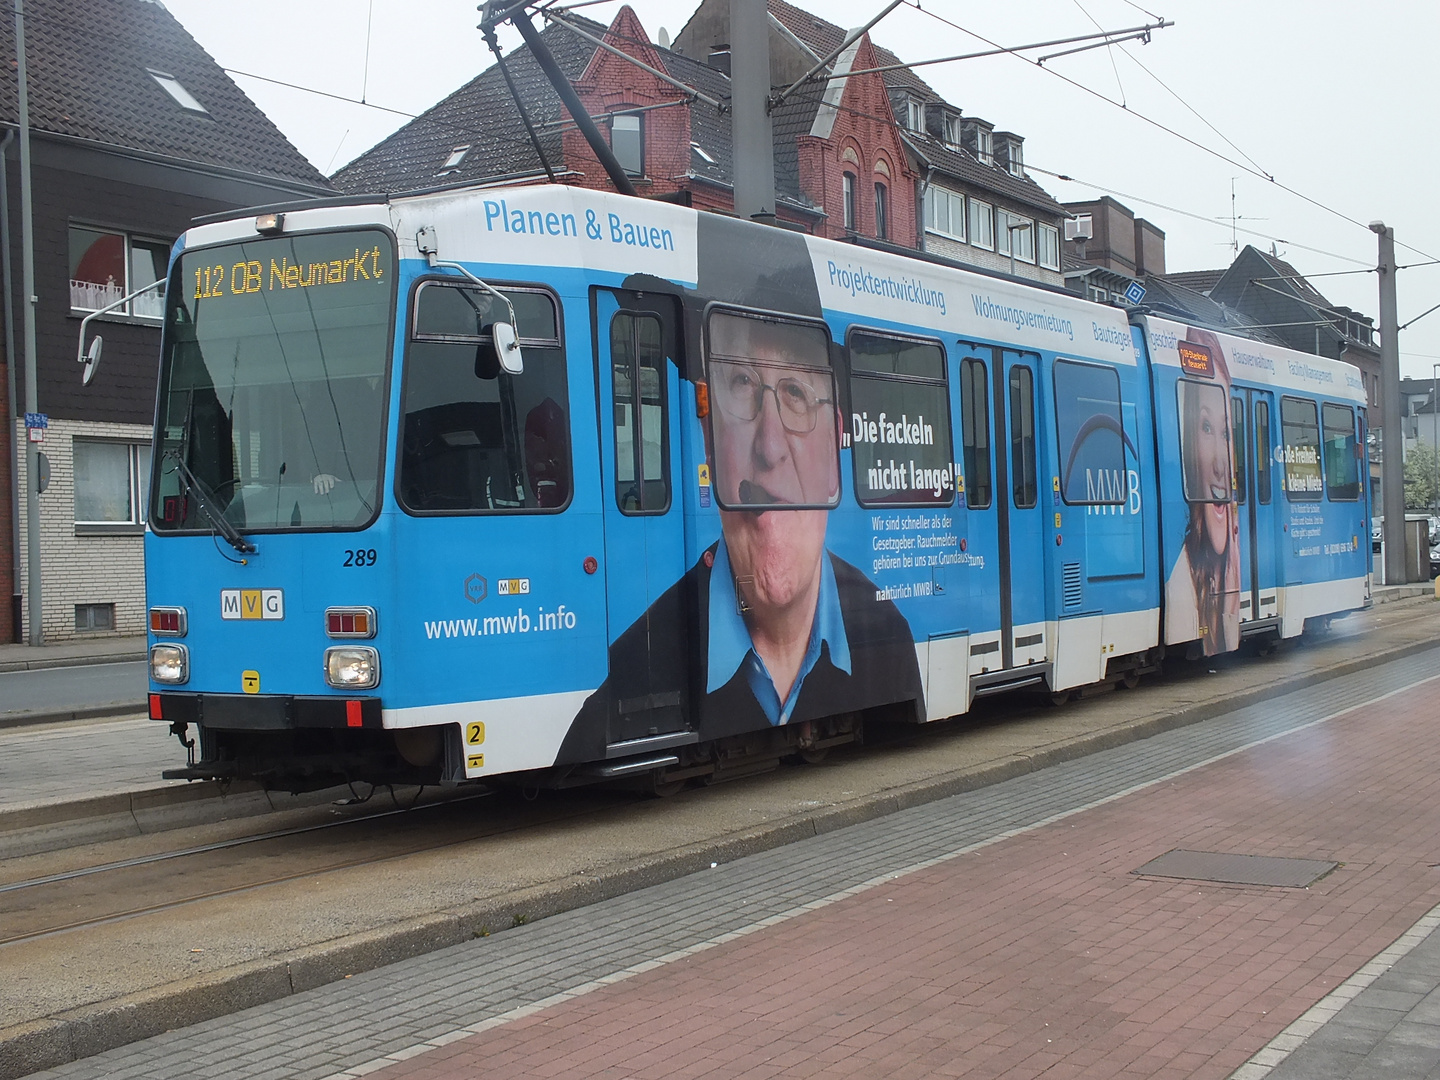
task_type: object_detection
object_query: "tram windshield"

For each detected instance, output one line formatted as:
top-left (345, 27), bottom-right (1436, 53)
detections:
top-left (151, 230), bottom-right (395, 534)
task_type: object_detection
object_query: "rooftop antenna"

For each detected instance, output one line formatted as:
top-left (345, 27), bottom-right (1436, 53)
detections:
top-left (1215, 177), bottom-right (1266, 258)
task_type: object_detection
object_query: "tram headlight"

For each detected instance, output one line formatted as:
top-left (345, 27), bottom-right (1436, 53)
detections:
top-left (324, 646), bottom-right (380, 689)
top-left (150, 644), bottom-right (190, 685)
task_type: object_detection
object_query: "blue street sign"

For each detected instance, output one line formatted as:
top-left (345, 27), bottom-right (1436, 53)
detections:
top-left (24, 412), bottom-right (47, 429)
top-left (1124, 281), bottom-right (1147, 306)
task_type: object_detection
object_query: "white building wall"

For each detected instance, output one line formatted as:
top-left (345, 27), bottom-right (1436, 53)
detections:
top-left (922, 230), bottom-right (1062, 287)
top-left (14, 416), bottom-right (149, 643)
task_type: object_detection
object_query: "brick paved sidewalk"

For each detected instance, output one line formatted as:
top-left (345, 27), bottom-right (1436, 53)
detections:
top-left (351, 676), bottom-right (1440, 1079)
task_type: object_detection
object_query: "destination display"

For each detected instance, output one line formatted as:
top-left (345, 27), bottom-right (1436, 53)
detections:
top-left (188, 235), bottom-right (391, 303)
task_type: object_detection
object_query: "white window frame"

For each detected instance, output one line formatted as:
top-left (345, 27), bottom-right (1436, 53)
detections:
top-left (997, 209), bottom-right (1035, 263)
top-left (1006, 139), bottom-right (1024, 176)
top-left (148, 69), bottom-right (208, 114)
top-left (924, 186), bottom-right (966, 243)
top-left (976, 129), bottom-right (993, 165)
top-left (438, 145), bottom-right (470, 174)
top-left (906, 98), bottom-right (925, 133)
top-left (842, 172), bottom-right (857, 231)
top-left (942, 113), bottom-right (961, 148)
top-left (69, 225), bottom-right (170, 319)
top-left (1038, 222), bottom-right (1061, 270)
top-left (969, 198), bottom-right (994, 250)
top-left (73, 438), bottom-right (152, 533)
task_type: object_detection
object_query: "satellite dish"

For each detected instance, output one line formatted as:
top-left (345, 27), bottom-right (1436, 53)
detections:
top-left (81, 336), bottom-right (103, 386)
top-left (658, 27), bottom-right (670, 48)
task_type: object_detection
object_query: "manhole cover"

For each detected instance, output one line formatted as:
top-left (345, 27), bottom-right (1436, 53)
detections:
top-left (1133, 850), bottom-right (1337, 888)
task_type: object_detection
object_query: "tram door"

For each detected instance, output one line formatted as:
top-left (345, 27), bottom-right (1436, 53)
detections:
top-left (594, 289), bottom-right (689, 743)
top-left (1233, 389), bottom-right (1280, 627)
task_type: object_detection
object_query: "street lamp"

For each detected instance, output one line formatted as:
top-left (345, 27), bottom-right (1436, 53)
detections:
top-left (1432, 363), bottom-right (1439, 519)
top-left (1007, 220), bottom-right (1031, 277)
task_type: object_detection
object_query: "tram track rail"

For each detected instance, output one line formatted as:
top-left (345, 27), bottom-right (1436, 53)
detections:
top-left (3, 598), bottom-right (1438, 1080)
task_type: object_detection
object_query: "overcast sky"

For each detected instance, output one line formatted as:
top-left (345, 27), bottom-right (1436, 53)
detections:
top-left (162, 0), bottom-right (1440, 377)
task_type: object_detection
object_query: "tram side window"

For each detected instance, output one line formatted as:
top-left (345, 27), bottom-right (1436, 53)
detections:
top-left (1231, 395), bottom-right (1247, 505)
top-left (611, 312), bottom-right (668, 513)
top-left (1009, 366), bottom-right (1037, 509)
top-left (1176, 379), bottom-right (1233, 504)
top-left (1322, 402), bottom-right (1361, 501)
top-left (399, 281), bottom-right (570, 513)
top-left (847, 331), bottom-right (954, 507)
top-left (1279, 396), bottom-right (1323, 501)
top-left (960, 358), bottom-right (991, 509)
top-left (1052, 360), bottom-right (1125, 505)
top-left (1255, 399), bottom-right (1272, 504)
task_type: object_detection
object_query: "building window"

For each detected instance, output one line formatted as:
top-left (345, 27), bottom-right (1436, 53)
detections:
top-left (74, 439), bottom-right (152, 529)
top-left (942, 113), bottom-right (961, 148)
top-left (906, 98), bottom-right (925, 133)
top-left (1006, 139), bottom-right (1024, 176)
top-left (1038, 222), bottom-right (1060, 270)
top-left (997, 209), bottom-right (1034, 263)
top-left (874, 182), bottom-right (888, 239)
top-left (923, 186), bottom-right (966, 243)
top-left (976, 129), bottom-right (993, 165)
top-left (969, 198), bottom-right (994, 250)
top-left (148, 69), bottom-right (207, 114)
top-left (842, 172), bottom-right (857, 231)
top-left (611, 112), bottom-right (643, 177)
top-left (69, 226), bottom-right (168, 317)
top-left (75, 603), bottom-right (116, 632)
top-left (438, 145), bottom-right (470, 174)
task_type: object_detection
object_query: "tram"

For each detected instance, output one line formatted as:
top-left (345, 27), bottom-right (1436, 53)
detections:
top-left (130, 183), bottom-right (1369, 791)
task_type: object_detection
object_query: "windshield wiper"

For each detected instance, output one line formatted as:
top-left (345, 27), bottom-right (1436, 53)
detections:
top-left (166, 450), bottom-right (256, 554)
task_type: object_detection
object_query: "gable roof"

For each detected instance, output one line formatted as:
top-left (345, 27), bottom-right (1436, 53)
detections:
top-left (764, 0), bottom-right (1064, 217)
top-left (331, 11), bottom-right (825, 212)
top-left (332, 17), bottom-right (596, 193)
top-left (0, 0), bottom-right (329, 189)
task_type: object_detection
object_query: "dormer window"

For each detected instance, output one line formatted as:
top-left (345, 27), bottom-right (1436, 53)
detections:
top-left (148, 70), bottom-right (207, 114)
top-left (438, 145), bottom-right (470, 174)
top-left (977, 129), bottom-right (993, 165)
top-left (906, 98), bottom-right (925, 133)
top-left (942, 113), bottom-right (961, 148)
top-left (1006, 139), bottom-right (1024, 177)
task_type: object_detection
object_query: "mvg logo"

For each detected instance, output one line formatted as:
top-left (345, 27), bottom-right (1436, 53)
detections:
top-left (221, 589), bottom-right (285, 620)
top-left (496, 578), bottom-right (530, 596)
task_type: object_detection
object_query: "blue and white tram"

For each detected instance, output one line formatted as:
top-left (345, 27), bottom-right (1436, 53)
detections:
top-left (137, 184), bottom-right (1364, 791)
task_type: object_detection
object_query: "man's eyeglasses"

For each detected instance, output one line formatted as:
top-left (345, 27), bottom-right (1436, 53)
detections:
top-left (709, 359), bottom-right (834, 434)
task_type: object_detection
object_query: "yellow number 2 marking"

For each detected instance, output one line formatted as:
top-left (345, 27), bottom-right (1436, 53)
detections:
top-left (466, 722), bottom-right (486, 746)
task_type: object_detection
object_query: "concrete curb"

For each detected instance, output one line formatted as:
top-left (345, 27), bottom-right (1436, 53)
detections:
top-left (0, 651), bottom-right (146, 675)
top-left (5, 627), bottom-right (1440, 1079)
top-left (0, 703), bottom-right (146, 732)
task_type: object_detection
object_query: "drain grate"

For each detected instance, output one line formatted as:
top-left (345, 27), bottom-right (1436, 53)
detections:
top-left (1133, 849), bottom-right (1337, 888)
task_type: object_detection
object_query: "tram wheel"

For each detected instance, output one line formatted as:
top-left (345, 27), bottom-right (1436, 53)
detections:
top-left (1121, 671), bottom-right (1141, 690)
top-left (649, 775), bottom-right (686, 798)
top-left (795, 747), bottom-right (829, 765)
top-left (1049, 690), bottom-right (1073, 707)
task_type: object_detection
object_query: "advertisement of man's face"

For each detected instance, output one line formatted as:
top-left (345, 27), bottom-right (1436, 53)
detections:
top-left (707, 312), bottom-right (839, 616)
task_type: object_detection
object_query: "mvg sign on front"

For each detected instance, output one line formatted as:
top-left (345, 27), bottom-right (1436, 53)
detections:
top-left (221, 589), bottom-right (285, 620)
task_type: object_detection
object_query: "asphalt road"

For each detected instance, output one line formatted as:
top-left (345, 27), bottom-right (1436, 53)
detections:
top-left (0, 661), bottom-right (146, 720)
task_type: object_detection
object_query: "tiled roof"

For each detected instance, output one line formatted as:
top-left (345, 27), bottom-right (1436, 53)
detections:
top-left (331, 13), bottom-right (825, 214)
top-left (904, 132), bottom-right (1064, 216)
top-left (332, 18), bottom-right (598, 193)
top-left (765, 0), bottom-right (939, 98)
top-left (0, 0), bottom-right (329, 189)
top-left (1161, 269), bottom-right (1226, 294)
